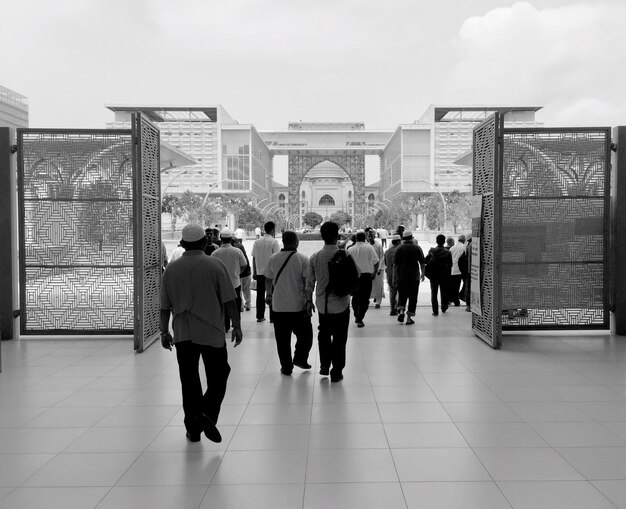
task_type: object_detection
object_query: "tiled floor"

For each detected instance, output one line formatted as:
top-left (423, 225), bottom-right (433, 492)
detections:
top-left (1, 305), bottom-right (626, 508)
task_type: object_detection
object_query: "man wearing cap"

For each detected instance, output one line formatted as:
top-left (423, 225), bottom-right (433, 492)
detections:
top-left (160, 223), bottom-right (243, 444)
top-left (346, 231), bottom-right (379, 328)
top-left (251, 221), bottom-right (281, 323)
top-left (384, 234), bottom-right (402, 316)
top-left (211, 228), bottom-right (247, 332)
top-left (392, 230), bottom-right (425, 325)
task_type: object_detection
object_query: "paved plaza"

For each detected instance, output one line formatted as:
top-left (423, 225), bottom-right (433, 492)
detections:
top-left (1, 300), bottom-right (626, 508)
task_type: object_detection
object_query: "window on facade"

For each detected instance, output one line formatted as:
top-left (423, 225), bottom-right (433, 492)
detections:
top-left (348, 190), bottom-right (352, 198)
top-left (278, 193), bottom-right (285, 202)
top-left (301, 190), bottom-right (306, 199)
top-left (368, 193), bottom-right (375, 203)
top-left (319, 194), bottom-right (335, 206)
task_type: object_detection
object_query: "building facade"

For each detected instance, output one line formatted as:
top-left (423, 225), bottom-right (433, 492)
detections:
top-left (0, 85), bottom-right (28, 129)
top-left (106, 104), bottom-right (542, 228)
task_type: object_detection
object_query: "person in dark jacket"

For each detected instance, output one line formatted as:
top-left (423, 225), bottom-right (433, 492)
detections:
top-left (392, 230), bottom-right (425, 325)
top-left (425, 234), bottom-right (453, 316)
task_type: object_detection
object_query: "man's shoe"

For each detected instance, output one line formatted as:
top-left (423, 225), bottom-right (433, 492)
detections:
top-left (406, 318), bottom-right (415, 325)
top-left (432, 312), bottom-right (439, 316)
top-left (280, 368), bottom-right (292, 376)
top-left (442, 307), bottom-right (448, 313)
top-left (245, 305), bottom-right (251, 311)
top-left (390, 311), bottom-right (398, 316)
top-left (186, 431), bottom-right (201, 443)
top-left (375, 304), bottom-right (381, 309)
top-left (356, 321), bottom-right (365, 328)
top-left (465, 306), bottom-right (471, 312)
top-left (257, 317), bottom-right (266, 322)
top-left (319, 366), bottom-right (329, 376)
top-left (199, 414), bottom-right (222, 443)
top-left (397, 313), bottom-right (405, 323)
top-left (331, 374), bottom-right (344, 383)
top-left (293, 361), bottom-right (312, 370)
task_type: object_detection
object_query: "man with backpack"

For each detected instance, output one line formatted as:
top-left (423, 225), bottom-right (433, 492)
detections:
top-left (306, 221), bottom-right (357, 382)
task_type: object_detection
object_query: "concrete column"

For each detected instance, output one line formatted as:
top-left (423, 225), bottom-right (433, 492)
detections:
top-left (612, 127), bottom-right (626, 335)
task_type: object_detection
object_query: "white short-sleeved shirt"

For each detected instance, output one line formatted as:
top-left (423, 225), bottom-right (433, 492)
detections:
top-left (251, 235), bottom-right (280, 275)
top-left (346, 242), bottom-right (379, 275)
top-left (450, 242), bottom-right (466, 276)
top-left (211, 244), bottom-right (247, 289)
top-left (265, 250), bottom-right (309, 312)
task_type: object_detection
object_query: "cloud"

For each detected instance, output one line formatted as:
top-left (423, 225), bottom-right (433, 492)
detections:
top-left (445, 1), bottom-right (626, 126)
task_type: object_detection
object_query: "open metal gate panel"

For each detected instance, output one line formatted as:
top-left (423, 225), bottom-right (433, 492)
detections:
top-left (17, 129), bottom-right (134, 334)
top-left (132, 114), bottom-right (161, 352)
top-left (472, 114), bottom-right (503, 348)
top-left (500, 128), bottom-right (610, 330)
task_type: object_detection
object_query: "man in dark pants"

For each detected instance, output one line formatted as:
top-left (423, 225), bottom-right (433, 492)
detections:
top-left (160, 223), bottom-right (243, 443)
top-left (306, 221), bottom-right (352, 382)
top-left (346, 231), bottom-right (379, 328)
top-left (425, 234), bottom-right (453, 316)
top-left (384, 234), bottom-right (402, 316)
top-left (265, 231), bottom-right (313, 375)
top-left (393, 230), bottom-right (426, 325)
top-left (251, 221), bottom-right (280, 322)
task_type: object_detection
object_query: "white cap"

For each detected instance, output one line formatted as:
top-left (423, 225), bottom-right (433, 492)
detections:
top-left (181, 224), bottom-right (206, 242)
top-left (220, 227), bottom-right (233, 238)
top-left (402, 230), bottom-right (413, 238)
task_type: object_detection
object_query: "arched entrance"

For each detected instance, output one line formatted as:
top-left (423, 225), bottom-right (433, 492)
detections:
top-left (288, 154), bottom-right (365, 225)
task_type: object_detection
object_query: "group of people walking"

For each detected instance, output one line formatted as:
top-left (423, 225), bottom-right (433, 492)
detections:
top-left (159, 220), bottom-right (471, 443)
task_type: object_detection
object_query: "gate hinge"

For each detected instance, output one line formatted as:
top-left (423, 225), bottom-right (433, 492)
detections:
top-left (13, 309), bottom-right (21, 318)
top-left (611, 142), bottom-right (617, 152)
top-left (10, 144), bottom-right (17, 154)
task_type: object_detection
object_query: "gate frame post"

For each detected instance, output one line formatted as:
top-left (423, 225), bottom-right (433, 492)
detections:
top-left (0, 128), bottom-right (17, 347)
top-left (612, 126), bottom-right (626, 335)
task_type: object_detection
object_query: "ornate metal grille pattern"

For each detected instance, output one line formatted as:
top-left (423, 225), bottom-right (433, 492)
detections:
top-left (133, 115), bottom-right (161, 351)
top-left (18, 130), bottom-right (134, 333)
top-left (501, 129), bottom-right (610, 329)
top-left (472, 115), bottom-right (502, 348)
top-left (288, 155), bottom-right (365, 218)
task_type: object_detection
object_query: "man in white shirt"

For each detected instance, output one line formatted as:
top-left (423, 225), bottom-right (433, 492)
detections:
top-left (211, 228), bottom-right (247, 331)
top-left (377, 227), bottom-right (388, 248)
top-left (265, 231), bottom-right (312, 375)
top-left (235, 227), bottom-right (245, 241)
top-left (346, 231), bottom-right (379, 328)
top-left (254, 226), bottom-right (262, 239)
top-left (449, 234), bottom-right (466, 307)
top-left (251, 221), bottom-right (280, 322)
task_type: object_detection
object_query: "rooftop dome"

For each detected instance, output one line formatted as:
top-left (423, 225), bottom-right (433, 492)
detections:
top-left (304, 161), bottom-right (348, 180)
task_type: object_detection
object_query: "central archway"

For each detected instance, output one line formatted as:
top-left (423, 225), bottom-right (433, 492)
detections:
top-left (288, 154), bottom-right (365, 224)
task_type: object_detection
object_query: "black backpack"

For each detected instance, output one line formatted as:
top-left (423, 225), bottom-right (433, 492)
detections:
top-left (326, 249), bottom-right (359, 297)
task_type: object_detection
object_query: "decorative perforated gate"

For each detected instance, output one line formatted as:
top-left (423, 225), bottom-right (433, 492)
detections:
top-left (132, 115), bottom-right (161, 351)
top-left (471, 114), bottom-right (503, 348)
top-left (17, 114), bottom-right (161, 350)
top-left (18, 129), bottom-right (135, 334)
top-left (500, 129), bottom-right (610, 329)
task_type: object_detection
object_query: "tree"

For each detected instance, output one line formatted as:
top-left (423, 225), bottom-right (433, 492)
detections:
top-left (423, 194), bottom-right (444, 230)
top-left (446, 190), bottom-right (471, 233)
top-left (162, 193), bottom-right (181, 233)
top-left (303, 211), bottom-right (323, 228)
top-left (178, 190), bottom-right (203, 224)
top-left (329, 210), bottom-right (352, 227)
top-left (238, 202), bottom-right (265, 230)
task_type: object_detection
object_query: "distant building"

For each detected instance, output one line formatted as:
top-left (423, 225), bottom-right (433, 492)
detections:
top-left (106, 105), bottom-right (272, 201)
top-left (106, 104), bottom-right (542, 228)
top-left (0, 85), bottom-right (28, 129)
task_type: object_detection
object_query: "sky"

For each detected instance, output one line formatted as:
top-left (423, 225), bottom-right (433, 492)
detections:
top-left (2, 0), bottom-right (625, 182)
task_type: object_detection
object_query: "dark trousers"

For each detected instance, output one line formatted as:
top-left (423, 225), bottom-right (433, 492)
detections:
top-left (351, 273), bottom-right (373, 322)
top-left (430, 278), bottom-right (449, 315)
top-left (272, 311), bottom-right (313, 371)
top-left (255, 275), bottom-right (275, 321)
top-left (225, 286), bottom-right (241, 331)
top-left (318, 307), bottom-right (350, 378)
top-left (387, 280), bottom-right (398, 312)
top-left (397, 280), bottom-right (419, 315)
top-left (175, 341), bottom-right (231, 434)
top-left (381, 238), bottom-right (387, 248)
top-left (449, 274), bottom-right (463, 306)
